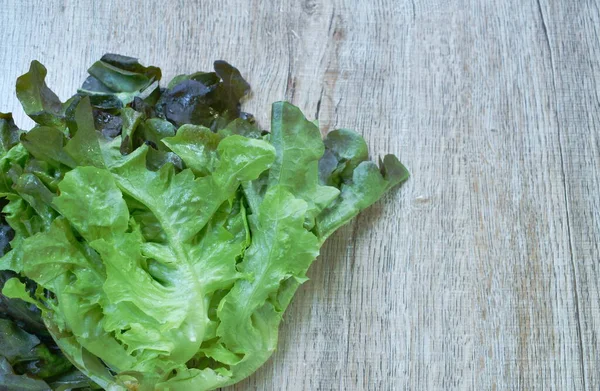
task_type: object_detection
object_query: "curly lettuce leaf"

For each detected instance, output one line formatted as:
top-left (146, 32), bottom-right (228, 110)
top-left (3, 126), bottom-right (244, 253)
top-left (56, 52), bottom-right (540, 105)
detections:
top-left (161, 125), bottom-right (221, 177)
top-left (15, 61), bottom-right (71, 132)
top-left (267, 102), bottom-right (339, 227)
top-left (2, 131), bottom-right (276, 389)
top-left (214, 187), bottom-right (319, 385)
top-left (315, 154), bottom-right (409, 240)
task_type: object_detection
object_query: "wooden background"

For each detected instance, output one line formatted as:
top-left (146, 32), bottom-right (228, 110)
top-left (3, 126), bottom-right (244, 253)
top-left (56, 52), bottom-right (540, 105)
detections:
top-left (1, 1), bottom-right (599, 390)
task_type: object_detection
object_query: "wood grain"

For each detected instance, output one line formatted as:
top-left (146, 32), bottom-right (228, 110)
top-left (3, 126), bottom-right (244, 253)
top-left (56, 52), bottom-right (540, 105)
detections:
top-left (0, 0), bottom-right (598, 390)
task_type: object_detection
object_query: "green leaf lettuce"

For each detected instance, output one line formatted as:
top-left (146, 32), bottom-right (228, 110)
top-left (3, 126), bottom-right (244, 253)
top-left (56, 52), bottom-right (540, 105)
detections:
top-left (0, 56), bottom-right (408, 390)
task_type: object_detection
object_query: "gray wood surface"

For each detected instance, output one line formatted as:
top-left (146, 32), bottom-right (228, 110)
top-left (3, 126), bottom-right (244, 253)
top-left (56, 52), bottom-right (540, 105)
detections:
top-left (1, 0), bottom-right (599, 390)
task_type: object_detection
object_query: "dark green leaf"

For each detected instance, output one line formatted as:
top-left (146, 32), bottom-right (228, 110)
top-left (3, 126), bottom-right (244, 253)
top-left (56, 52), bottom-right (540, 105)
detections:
top-left (319, 128), bottom-right (369, 186)
top-left (12, 345), bottom-right (73, 379)
top-left (0, 197), bottom-right (15, 255)
top-left (0, 318), bottom-right (40, 362)
top-left (13, 173), bottom-right (56, 229)
top-left (64, 97), bottom-right (104, 167)
top-left (162, 124), bottom-right (220, 176)
top-left (217, 118), bottom-right (263, 139)
top-left (0, 113), bottom-right (22, 154)
top-left (86, 94), bottom-right (123, 110)
top-left (88, 54), bottom-right (160, 93)
top-left (16, 61), bottom-right (67, 131)
top-left (48, 368), bottom-right (100, 391)
top-left (79, 54), bottom-right (161, 107)
top-left (79, 76), bottom-right (112, 95)
top-left (167, 72), bottom-right (221, 90)
top-left (145, 148), bottom-right (183, 172)
top-left (119, 107), bottom-right (144, 154)
top-left (139, 118), bottom-right (176, 151)
top-left (100, 54), bottom-right (161, 81)
top-left (130, 96), bottom-right (155, 118)
top-left (88, 62), bottom-right (151, 93)
top-left (20, 127), bottom-right (76, 169)
top-left (0, 357), bottom-right (50, 391)
top-left (192, 72), bottom-right (220, 87)
top-left (380, 153), bottom-right (411, 184)
top-left (315, 156), bottom-right (409, 240)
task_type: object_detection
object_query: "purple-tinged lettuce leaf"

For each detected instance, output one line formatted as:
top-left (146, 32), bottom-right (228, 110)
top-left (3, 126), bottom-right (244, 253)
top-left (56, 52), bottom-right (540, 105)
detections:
top-left (156, 61), bottom-right (251, 131)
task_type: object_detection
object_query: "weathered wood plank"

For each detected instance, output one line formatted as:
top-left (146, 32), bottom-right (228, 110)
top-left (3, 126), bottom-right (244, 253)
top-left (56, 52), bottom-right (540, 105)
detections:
top-left (537, 0), bottom-right (600, 389)
top-left (464, 1), bottom-right (585, 388)
top-left (0, 1), bottom-right (597, 390)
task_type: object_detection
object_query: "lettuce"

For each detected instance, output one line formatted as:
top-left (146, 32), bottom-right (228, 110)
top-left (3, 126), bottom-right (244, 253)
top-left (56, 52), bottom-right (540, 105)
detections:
top-left (0, 55), bottom-right (408, 390)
